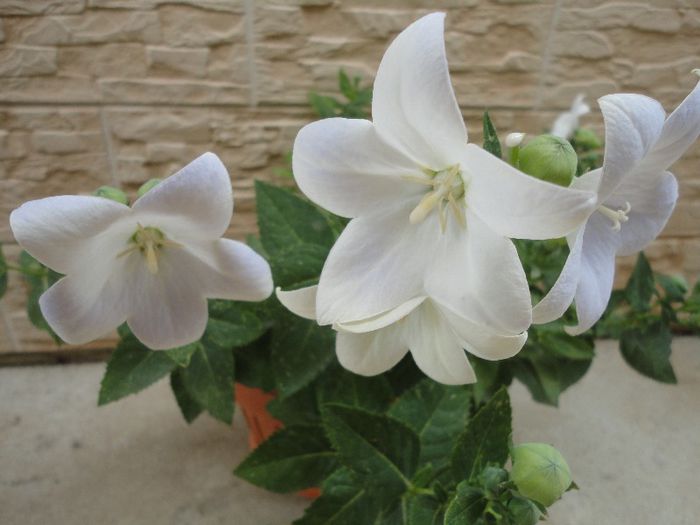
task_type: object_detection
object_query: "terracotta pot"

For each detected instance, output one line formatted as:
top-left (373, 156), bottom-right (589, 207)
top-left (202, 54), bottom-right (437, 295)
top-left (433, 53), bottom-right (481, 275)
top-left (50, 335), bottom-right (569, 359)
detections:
top-left (235, 383), bottom-right (321, 500)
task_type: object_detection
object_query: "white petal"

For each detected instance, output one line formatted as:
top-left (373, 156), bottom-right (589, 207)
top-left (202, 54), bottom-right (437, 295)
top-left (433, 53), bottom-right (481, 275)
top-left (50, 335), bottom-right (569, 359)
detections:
top-left (316, 201), bottom-right (435, 325)
top-left (123, 248), bottom-right (211, 350)
top-left (439, 301), bottom-right (528, 361)
top-left (610, 172), bottom-right (678, 256)
top-left (39, 271), bottom-right (128, 345)
top-left (565, 214), bottom-right (618, 335)
top-left (10, 195), bottom-right (131, 274)
top-left (464, 144), bottom-right (597, 240)
top-left (292, 118), bottom-right (422, 218)
top-left (185, 239), bottom-right (273, 301)
top-left (426, 210), bottom-right (532, 334)
top-left (596, 94), bottom-right (666, 202)
top-left (372, 12), bottom-right (467, 168)
top-left (551, 94), bottom-right (590, 139)
top-left (532, 227), bottom-right (585, 325)
top-left (404, 301), bottom-right (476, 385)
top-left (335, 296), bottom-right (426, 334)
top-left (639, 79), bottom-right (700, 175)
top-left (132, 152), bottom-right (233, 241)
top-left (336, 324), bottom-right (408, 377)
top-left (276, 285), bottom-right (318, 321)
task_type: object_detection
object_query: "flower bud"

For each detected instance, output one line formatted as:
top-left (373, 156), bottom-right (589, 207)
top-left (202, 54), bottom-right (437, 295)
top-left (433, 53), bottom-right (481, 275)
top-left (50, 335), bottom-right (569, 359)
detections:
top-left (505, 132), bottom-right (525, 148)
top-left (517, 134), bottom-right (577, 187)
top-left (507, 496), bottom-right (542, 525)
top-left (511, 443), bottom-right (573, 507)
top-left (137, 178), bottom-right (162, 198)
top-left (573, 128), bottom-right (602, 150)
top-left (94, 186), bottom-right (129, 206)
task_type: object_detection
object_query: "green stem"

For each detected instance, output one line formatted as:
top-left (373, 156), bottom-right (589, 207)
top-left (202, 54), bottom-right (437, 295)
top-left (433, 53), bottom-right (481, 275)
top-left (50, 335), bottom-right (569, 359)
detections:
top-left (509, 146), bottom-right (520, 167)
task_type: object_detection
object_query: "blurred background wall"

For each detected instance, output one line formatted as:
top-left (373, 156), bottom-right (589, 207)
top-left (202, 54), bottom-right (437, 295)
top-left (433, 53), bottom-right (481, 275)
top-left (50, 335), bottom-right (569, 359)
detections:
top-left (1, 0), bottom-right (699, 356)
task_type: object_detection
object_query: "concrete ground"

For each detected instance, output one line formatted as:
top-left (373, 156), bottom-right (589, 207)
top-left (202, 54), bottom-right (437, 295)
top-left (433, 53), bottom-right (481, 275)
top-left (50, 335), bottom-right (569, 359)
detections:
top-left (0, 339), bottom-right (698, 525)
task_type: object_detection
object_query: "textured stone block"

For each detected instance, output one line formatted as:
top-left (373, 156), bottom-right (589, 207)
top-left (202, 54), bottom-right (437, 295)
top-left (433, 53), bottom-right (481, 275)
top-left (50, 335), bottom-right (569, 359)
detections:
top-left (57, 43), bottom-right (148, 79)
top-left (31, 131), bottom-right (101, 155)
top-left (14, 11), bottom-right (160, 46)
top-left (0, 77), bottom-right (99, 103)
top-left (147, 47), bottom-right (209, 78)
top-left (552, 31), bottom-right (613, 59)
top-left (159, 6), bottom-right (244, 46)
top-left (256, 5), bottom-right (304, 37)
top-left (0, 46), bottom-right (57, 77)
top-left (89, 0), bottom-right (243, 10)
top-left (0, 0), bottom-right (85, 15)
top-left (106, 109), bottom-right (213, 143)
top-left (560, 5), bottom-right (682, 33)
top-left (99, 79), bottom-right (248, 105)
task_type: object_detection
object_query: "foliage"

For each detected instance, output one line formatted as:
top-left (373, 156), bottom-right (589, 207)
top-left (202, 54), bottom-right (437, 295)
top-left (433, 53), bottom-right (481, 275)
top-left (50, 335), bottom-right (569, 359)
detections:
top-left (308, 69), bottom-right (372, 119)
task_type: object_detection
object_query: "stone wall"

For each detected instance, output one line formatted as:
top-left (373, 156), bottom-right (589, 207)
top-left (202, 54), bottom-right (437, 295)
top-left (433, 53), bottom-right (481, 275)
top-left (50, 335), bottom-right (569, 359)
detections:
top-left (1, 0), bottom-right (699, 354)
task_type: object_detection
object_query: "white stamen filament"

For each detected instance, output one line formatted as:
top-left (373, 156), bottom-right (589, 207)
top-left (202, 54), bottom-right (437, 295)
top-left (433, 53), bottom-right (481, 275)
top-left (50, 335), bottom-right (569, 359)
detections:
top-left (408, 165), bottom-right (465, 232)
top-left (118, 224), bottom-right (182, 274)
top-left (597, 202), bottom-right (631, 231)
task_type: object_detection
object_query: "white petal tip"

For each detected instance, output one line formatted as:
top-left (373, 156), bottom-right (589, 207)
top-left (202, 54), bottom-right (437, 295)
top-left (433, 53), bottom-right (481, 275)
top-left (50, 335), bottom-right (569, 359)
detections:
top-left (276, 285), bottom-right (318, 321)
top-left (693, 68), bottom-right (700, 78)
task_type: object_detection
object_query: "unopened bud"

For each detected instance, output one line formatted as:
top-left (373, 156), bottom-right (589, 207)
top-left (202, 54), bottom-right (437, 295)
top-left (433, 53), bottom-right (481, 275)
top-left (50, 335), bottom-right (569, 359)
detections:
top-left (137, 178), bottom-right (162, 198)
top-left (518, 134), bottom-right (577, 187)
top-left (573, 128), bottom-right (602, 150)
top-left (505, 132), bottom-right (525, 148)
top-left (511, 443), bottom-right (573, 507)
top-left (508, 496), bottom-right (542, 525)
top-left (94, 186), bottom-right (128, 205)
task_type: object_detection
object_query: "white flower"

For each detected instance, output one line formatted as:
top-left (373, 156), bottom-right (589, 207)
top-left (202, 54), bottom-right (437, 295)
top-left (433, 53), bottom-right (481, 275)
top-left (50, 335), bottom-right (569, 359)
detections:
top-left (291, 13), bottom-right (597, 350)
top-left (533, 80), bottom-right (700, 334)
top-left (277, 286), bottom-right (526, 385)
top-left (10, 153), bottom-right (273, 350)
top-left (551, 94), bottom-right (590, 139)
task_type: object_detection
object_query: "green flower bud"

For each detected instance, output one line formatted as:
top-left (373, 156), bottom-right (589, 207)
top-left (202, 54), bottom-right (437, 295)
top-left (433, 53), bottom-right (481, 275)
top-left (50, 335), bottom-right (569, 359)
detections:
top-left (518, 134), bottom-right (577, 187)
top-left (94, 186), bottom-right (129, 205)
top-left (507, 496), bottom-right (542, 525)
top-left (137, 178), bottom-right (162, 198)
top-left (573, 128), bottom-right (602, 150)
top-left (511, 443), bottom-right (572, 507)
top-left (479, 466), bottom-right (508, 492)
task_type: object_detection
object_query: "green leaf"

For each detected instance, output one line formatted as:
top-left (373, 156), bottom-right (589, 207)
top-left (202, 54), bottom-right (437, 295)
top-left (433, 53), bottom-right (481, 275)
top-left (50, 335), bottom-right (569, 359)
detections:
top-left (98, 335), bottom-right (179, 405)
top-left (620, 321), bottom-right (676, 384)
top-left (268, 243), bottom-right (328, 289)
top-left (406, 493), bottom-right (445, 525)
top-left (625, 252), bottom-right (655, 311)
top-left (179, 342), bottom-right (235, 424)
top-left (256, 180), bottom-right (336, 256)
top-left (293, 468), bottom-right (380, 525)
top-left (267, 383), bottom-right (320, 426)
top-left (512, 353), bottom-right (592, 406)
top-left (322, 404), bottom-right (419, 501)
top-left (308, 92), bottom-right (339, 118)
top-left (271, 310), bottom-right (335, 398)
top-left (170, 369), bottom-right (203, 423)
top-left (444, 483), bottom-right (486, 525)
top-left (19, 250), bottom-right (62, 342)
top-left (656, 273), bottom-right (688, 303)
top-left (541, 331), bottom-right (595, 361)
top-left (317, 365), bottom-right (394, 413)
top-left (233, 330), bottom-right (276, 392)
top-left (235, 425), bottom-right (337, 492)
top-left (162, 342), bottom-right (200, 367)
top-left (338, 69), bottom-right (354, 99)
top-left (0, 243), bottom-right (7, 299)
top-left (482, 111), bottom-right (502, 159)
top-left (206, 300), bottom-right (267, 348)
top-left (389, 379), bottom-right (472, 467)
top-left (452, 387), bottom-right (511, 482)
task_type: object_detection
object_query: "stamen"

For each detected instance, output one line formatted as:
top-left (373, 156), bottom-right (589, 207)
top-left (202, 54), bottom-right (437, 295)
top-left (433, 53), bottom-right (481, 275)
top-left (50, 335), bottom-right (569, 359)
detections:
top-left (118, 224), bottom-right (182, 274)
top-left (407, 164), bottom-right (466, 232)
top-left (598, 202), bottom-right (631, 231)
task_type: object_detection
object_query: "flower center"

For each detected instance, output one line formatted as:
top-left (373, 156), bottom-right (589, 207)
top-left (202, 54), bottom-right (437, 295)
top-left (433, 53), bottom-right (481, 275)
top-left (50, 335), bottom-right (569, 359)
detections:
top-left (406, 165), bottom-right (466, 232)
top-left (597, 202), bottom-right (631, 232)
top-left (118, 224), bottom-right (182, 274)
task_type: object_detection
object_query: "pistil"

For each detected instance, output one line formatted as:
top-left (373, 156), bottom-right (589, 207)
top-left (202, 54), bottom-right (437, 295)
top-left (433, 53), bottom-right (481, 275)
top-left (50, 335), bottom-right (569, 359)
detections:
top-left (407, 165), bottom-right (465, 232)
top-left (118, 224), bottom-right (182, 274)
top-left (597, 202), bottom-right (631, 231)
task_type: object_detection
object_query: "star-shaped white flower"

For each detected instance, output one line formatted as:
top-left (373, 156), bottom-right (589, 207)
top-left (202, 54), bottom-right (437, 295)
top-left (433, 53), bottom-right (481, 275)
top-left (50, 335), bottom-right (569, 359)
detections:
top-left (533, 79), bottom-right (700, 334)
top-left (10, 153), bottom-right (273, 349)
top-left (551, 94), bottom-right (590, 139)
top-left (277, 286), bottom-right (526, 385)
top-left (291, 13), bottom-right (596, 349)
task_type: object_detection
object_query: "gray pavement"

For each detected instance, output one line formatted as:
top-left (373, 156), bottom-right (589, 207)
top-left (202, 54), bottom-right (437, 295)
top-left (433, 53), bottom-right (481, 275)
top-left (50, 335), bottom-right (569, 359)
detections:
top-left (1, 338), bottom-right (698, 525)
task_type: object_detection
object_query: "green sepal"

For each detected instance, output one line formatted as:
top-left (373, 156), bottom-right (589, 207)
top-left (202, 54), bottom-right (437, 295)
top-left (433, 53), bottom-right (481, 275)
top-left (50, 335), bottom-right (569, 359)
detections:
top-left (482, 111), bottom-right (502, 159)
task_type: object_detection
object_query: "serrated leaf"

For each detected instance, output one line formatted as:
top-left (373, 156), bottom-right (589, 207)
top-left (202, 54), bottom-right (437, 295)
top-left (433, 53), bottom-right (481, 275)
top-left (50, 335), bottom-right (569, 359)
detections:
top-left (271, 310), bottom-right (335, 398)
top-left (233, 330), bottom-right (276, 392)
top-left (269, 243), bottom-right (328, 289)
top-left (625, 252), bottom-right (655, 311)
top-left (205, 303), bottom-right (266, 349)
top-left (179, 342), bottom-right (235, 424)
top-left (322, 404), bottom-right (419, 501)
top-left (389, 379), bottom-right (472, 467)
top-left (98, 336), bottom-right (178, 405)
top-left (451, 387), bottom-right (511, 482)
top-left (482, 111), bottom-right (502, 159)
top-left (170, 368), bottom-right (203, 423)
top-left (620, 321), bottom-right (676, 384)
top-left (541, 332), bottom-right (595, 361)
top-left (163, 342), bottom-right (200, 367)
top-left (235, 424), bottom-right (337, 493)
top-left (267, 383), bottom-right (320, 426)
top-left (19, 250), bottom-right (62, 342)
top-left (317, 365), bottom-right (394, 413)
top-left (406, 493), bottom-right (445, 525)
top-left (293, 468), bottom-right (380, 525)
top-left (443, 483), bottom-right (486, 525)
top-left (656, 273), bottom-right (688, 303)
top-left (308, 92), bottom-right (339, 118)
top-left (512, 354), bottom-right (592, 407)
top-left (0, 243), bottom-right (7, 299)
